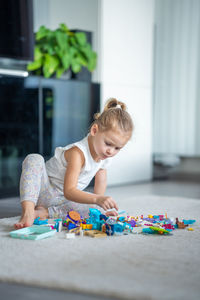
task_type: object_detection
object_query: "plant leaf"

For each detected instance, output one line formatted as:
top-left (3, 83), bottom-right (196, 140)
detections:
top-left (69, 36), bottom-right (78, 47)
top-left (43, 54), bottom-right (59, 78)
top-left (81, 44), bottom-right (92, 59)
top-left (55, 30), bottom-right (68, 52)
top-left (61, 53), bottom-right (71, 70)
top-left (71, 59), bottom-right (82, 73)
top-left (69, 47), bottom-right (78, 58)
top-left (36, 26), bottom-right (50, 40)
top-left (56, 67), bottom-right (65, 78)
top-left (27, 58), bottom-right (43, 71)
top-left (34, 46), bottom-right (43, 60)
top-left (59, 23), bottom-right (69, 33)
top-left (75, 32), bottom-right (87, 46)
top-left (32, 24), bottom-right (97, 77)
top-left (76, 52), bottom-right (87, 66)
top-left (43, 43), bottom-right (55, 55)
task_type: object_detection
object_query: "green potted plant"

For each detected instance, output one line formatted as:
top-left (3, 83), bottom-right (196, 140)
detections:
top-left (27, 23), bottom-right (97, 79)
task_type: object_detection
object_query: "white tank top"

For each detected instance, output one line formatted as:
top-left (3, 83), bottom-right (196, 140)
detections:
top-left (45, 135), bottom-right (112, 194)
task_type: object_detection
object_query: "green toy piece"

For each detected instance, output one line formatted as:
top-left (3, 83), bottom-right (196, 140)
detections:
top-left (149, 226), bottom-right (170, 234)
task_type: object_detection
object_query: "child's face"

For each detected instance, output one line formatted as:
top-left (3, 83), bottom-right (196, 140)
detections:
top-left (90, 125), bottom-right (131, 161)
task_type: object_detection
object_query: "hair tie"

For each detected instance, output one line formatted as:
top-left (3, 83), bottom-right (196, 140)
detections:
top-left (116, 104), bottom-right (121, 109)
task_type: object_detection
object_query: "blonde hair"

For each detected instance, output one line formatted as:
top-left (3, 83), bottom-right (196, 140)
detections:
top-left (92, 98), bottom-right (134, 134)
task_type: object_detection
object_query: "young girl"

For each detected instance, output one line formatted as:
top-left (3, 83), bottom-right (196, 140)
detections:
top-left (14, 98), bottom-right (134, 229)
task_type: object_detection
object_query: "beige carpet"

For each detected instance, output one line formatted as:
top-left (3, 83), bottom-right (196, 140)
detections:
top-left (0, 195), bottom-right (200, 300)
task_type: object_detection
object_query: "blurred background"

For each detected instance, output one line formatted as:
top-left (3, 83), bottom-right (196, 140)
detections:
top-left (0, 0), bottom-right (199, 198)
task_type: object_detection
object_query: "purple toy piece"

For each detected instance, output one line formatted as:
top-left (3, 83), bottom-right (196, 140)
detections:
top-left (130, 220), bottom-right (136, 227)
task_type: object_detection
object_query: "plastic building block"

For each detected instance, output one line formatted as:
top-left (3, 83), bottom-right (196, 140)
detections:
top-left (183, 219), bottom-right (196, 225)
top-left (10, 225), bottom-right (56, 240)
top-left (106, 218), bottom-right (117, 225)
top-left (118, 210), bottom-right (126, 215)
top-left (105, 224), bottom-right (114, 236)
top-left (162, 224), bottom-right (175, 230)
top-left (68, 223), bottom-right (77, 230)
top-left (33, 217), bottom-right (48, 225)
top-left (68, 210), bottom-right (81, 223)
top-left (149, 226), bottom-right (171, 234)
top-left (148, 214), bottom-right (153, 219)
top-left (117, 216), bottom-right (125, 222)
top-left (176, 218), bottom-right (188, 229)
top-left (81, 224), bottom-right (93, 230)
top-left (84, 230), bottom-right (107, 238)
top-left (66, 233), bottom-right (75, 239)
top-left (142, 228), bottom-right (155, 234)
top-left (130, 220), bottom-right (137, 227)
top-left (113, 223), bottom-right (124, 233)
top-left (100, 214), bottom-right (108, 222)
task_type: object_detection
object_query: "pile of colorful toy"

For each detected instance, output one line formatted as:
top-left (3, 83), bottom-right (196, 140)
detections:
top-left (9, 208), bottom-right (197, 241)
top-left (10, 208), bottom-right (196, 240)
top-left (60, 208), bottom-right (196, 238)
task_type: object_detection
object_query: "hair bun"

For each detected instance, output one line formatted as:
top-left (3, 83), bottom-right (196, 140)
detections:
top-left (93, 112), bottom-right (101, 120)
top-left (91, 97), bottom-right (134, 134)
top-left (104, 98), bottom-right (127, 111)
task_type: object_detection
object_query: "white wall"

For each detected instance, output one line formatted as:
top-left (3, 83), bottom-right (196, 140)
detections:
top-left (100, 0), bottom-right (154, 185)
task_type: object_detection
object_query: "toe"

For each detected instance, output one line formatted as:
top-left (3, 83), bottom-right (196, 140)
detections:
top-left (14, 223), bottom-right (21, 229)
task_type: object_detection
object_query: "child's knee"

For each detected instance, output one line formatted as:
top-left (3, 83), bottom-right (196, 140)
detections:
top-left (24, 153), bottom-right (44, 164)
top-left (23, 154), bottom-right (45, 168)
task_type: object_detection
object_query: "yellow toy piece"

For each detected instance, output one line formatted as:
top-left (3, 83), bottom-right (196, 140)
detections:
top-left (84, 230), bottom-right (107, 238)
top-left (187, 228), bottom-right (194, 231)
top-left (81, 223), bottom-right (93, 230)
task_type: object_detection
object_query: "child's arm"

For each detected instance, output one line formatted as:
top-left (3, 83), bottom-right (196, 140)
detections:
top-left (63, 147), bottom-right (118, 211)
top-left (94, 169), bottom-right (107, 195)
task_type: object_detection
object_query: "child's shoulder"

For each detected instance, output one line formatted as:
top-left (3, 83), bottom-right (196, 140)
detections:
top-left (64, 146), bottom-right (85, 167)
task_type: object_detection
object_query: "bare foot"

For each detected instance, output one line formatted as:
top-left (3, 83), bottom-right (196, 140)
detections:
top-left (14, 203), bottom-right (49, 230)
top-left (14, 201), bottom-right (35, 229)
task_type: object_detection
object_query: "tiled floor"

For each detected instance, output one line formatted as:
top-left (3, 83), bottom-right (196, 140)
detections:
top-left (0, 178), bottom-right (199, 300)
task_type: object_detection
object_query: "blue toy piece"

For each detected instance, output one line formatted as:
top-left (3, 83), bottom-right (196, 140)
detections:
top-left (33, 217), bottom-right (48, 225)
top-left (68, 223), bottom-right (77, 230)
top-left (87, 208), bottom-right (102, 225)
top-left (142, 228), bottom-right (155, 234)
top-left (118, 216), bottom-right (125, 222)
top-left (113, 223), bottom-right (124, 233)
top-left (100, 214), bottom-right (108, 222)
top-left (105, 224), bottom-right (115, 236)
top-left (53, 219), bottom-right (62, 232)
top-left (183, 219), bottom-right (196, 225)
top-left (153, 215), bottom-right (159, 219)
top-left (89, 208), bottom-right (101, 218)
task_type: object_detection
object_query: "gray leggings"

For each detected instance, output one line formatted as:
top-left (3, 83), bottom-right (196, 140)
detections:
top-left (20, 154), bottom-right (97, 219)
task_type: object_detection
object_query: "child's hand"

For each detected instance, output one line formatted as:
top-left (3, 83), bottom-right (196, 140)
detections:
top-left (105, 210), bottom-right (118, 217)
top-left (96, 196), bottom-right (118, 212)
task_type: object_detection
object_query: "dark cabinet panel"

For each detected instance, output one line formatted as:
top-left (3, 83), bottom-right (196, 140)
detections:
top-left (0, 76), bottom-right (39, 197)
top-left (0, 75), bottom-right (100, 198)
